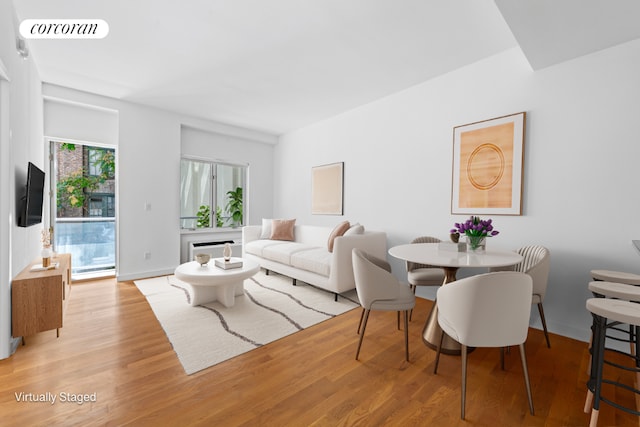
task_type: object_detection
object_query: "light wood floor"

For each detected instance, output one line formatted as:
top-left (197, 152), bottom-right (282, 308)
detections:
top-left (0, 276), bottom-right (638, 426)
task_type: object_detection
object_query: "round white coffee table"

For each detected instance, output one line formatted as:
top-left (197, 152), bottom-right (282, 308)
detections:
top-left (174, 257), bottom-right (260, 307)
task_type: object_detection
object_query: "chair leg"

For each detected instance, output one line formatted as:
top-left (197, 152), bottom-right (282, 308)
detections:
top-left (357, 308), bottom-right (365, 334)
top-left (519, 343), bottom-right (535, 415)
top-left (397, 311), bottom-right (400, 330)
top-left (409, 284), bottom-right (416, 321)
top-left (587, 313), bottom-right (607, 426)
top-left (404, 310), bottom-right (410, 362)
top-left (586, 322), bottom-right (594, 377)
top-left (461, 344), bottom-right (468, 420)
top-left (584, 389), bottom-right (594, 413)
top-left (585, 312), bottom-right (599, 414)
top-left (500, 347), bottom-right (505, 370)
top-left (355, 309), bottom-right (370, 360)
top-left (434, 330), bottom-right (445, 374)
top-left (537, 302), bottom-right (551, 348)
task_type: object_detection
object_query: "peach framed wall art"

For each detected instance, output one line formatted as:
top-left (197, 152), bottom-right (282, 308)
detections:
top-left (311, 162), bottom-right (344, 215)
top-left (451, 112), bottom-right (525, 215)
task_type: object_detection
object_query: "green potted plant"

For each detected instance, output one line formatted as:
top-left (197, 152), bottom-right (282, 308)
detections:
top-left (196, 205), bottom-right (211, 228)
top-left (225, 187), bottom-right (243, 227)
top-left (215, 206), bottom-right (224, 228)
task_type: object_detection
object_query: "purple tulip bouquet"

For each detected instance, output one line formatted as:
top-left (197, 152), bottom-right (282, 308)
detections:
top-left (450, 216), bottom-right (499, 251)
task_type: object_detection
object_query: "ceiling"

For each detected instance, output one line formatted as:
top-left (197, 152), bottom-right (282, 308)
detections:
top-left (12, 0), bottom-right (640, 136)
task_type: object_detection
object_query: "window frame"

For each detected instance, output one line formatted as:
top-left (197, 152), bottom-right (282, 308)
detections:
top-left (180, 155), bottom-right (248, 231)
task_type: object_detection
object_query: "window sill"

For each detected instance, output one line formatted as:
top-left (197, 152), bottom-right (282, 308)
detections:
top-left (180, 227), bottom-right (243, 236)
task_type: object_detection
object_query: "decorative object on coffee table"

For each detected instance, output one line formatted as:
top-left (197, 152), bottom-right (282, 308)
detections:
top-left (195, 253), bottom-right (210, 266)
top-left (214, 257), bottom-right (243, 270)
top-left (223, 243), bottom-right (232, 261)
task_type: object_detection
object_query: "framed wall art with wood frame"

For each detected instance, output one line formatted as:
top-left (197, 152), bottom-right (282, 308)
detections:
top-left (311, 162), bottom-right (344, 215)
top-left (451, 112), bottom-right (525, 215)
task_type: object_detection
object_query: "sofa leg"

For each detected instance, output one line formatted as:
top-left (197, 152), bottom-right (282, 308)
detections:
top-left (265, 269), bottom-right (270, 275)
top-left (334, 293), bottom-right (338, 302)
top-left (293, 278), bottom-right (297, 286)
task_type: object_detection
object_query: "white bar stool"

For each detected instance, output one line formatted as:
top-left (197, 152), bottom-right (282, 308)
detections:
top-left (584, 297), bottom-right (640, 426)
top-left (589, 280), bottom-right (640, 301)
top-left (591, 270), bottom-right (640, 286)
top-left (589, 281), bottom-right (640, 356)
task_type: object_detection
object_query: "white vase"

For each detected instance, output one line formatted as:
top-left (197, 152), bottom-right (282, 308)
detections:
top-left (223, 243), bottom-right (232, 261)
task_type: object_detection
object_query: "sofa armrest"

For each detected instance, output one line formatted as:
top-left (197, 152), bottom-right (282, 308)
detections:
top-left (330, 231), bottom-right (387, 292)
top-left (242, 226), bottom-right (262, 256)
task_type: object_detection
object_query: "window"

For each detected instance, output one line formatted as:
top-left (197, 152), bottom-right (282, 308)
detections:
top-left (56, 142), bottom-right (115, 218)
top-left (87, 147), bottom-right (115, 178)
top-left (88, 194), bottom-right (115, 217)
top-left (180, 158), bottom-right (247, 230)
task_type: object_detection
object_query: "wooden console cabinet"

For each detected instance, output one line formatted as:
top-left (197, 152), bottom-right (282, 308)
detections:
top-left (11, 253), bottom-right (71, 342)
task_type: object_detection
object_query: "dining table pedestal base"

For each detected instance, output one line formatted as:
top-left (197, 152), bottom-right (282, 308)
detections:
top-left (422, 266), bottom-right (463, 355)
top-left (422, 304), bottom-right (464, 355)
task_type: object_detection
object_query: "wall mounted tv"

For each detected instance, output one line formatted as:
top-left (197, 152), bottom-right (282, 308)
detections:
top-left (18, 162), bottom-right (45, 227)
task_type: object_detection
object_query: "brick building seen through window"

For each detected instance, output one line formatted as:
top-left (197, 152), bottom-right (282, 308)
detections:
top-left (56, 142), bottom-right (115, 218)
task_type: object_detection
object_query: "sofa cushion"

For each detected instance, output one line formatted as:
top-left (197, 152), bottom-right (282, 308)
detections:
top-left (262, 242), bottom-right (318, 265)
top-left (245, 239), bottom-right (287, 257)
top-left (271, 218), bottom-right (296, 241)
top-left (327, 220), bottom-right (350, 252)
top-left (290, 248), bottom-right (331, 277)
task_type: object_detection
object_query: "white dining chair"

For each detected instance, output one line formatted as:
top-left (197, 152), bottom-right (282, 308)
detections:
top-left (433, 271), bottom-right (534, 420)
top-left (491, 245), bottom-right (551, 347)
top-left (352, 249), bottom-right (415, 362)
top-left (405, 236), bottom-right (445, 320)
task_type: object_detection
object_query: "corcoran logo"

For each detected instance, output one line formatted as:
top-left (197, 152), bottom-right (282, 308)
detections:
top-left (19, 19), bottom-right (109, 39)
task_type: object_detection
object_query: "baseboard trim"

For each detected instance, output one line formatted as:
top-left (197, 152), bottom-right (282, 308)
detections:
top-left (116, 268), bottom-right (175, 282)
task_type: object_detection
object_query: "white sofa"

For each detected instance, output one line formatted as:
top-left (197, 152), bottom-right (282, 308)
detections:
top-left (242, 224), bottom-right (387, 300)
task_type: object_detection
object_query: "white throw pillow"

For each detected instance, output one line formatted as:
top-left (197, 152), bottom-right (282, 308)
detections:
top-left (344, 223), bottom-right (365, 235)
top-left (259, 218), bottom-right (272, 239)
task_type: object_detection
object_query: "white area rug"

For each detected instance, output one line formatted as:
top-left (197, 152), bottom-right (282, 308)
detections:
top-left (134, 271), bottom-right (359, 375)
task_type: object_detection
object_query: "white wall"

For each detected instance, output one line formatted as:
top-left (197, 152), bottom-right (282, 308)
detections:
top-left (44, 98), bottom-right (118, 146)
top-left (275, 42), bottom-right (640, 342)
top-left (41, 84), bottom-right (276, 282)
top-left (0, 0), bottom-right (45, 358)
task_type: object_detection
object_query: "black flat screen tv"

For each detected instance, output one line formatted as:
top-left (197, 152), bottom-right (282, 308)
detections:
top-left (18, 162), bottom-right (45, 227)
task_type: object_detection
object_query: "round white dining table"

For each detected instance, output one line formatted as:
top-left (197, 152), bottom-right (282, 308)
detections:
top-left (389, 243), bottom-right (523, 355)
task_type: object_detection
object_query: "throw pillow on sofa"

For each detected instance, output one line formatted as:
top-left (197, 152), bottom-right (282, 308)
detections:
top-left (327, 220), bottom-right (350, 252)
top-left (344, 222), bottom-right (365, 236)
top-left (260, 218), bottom-right (273, 239)
top-left (270, 218), bottom-right (296, 241)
